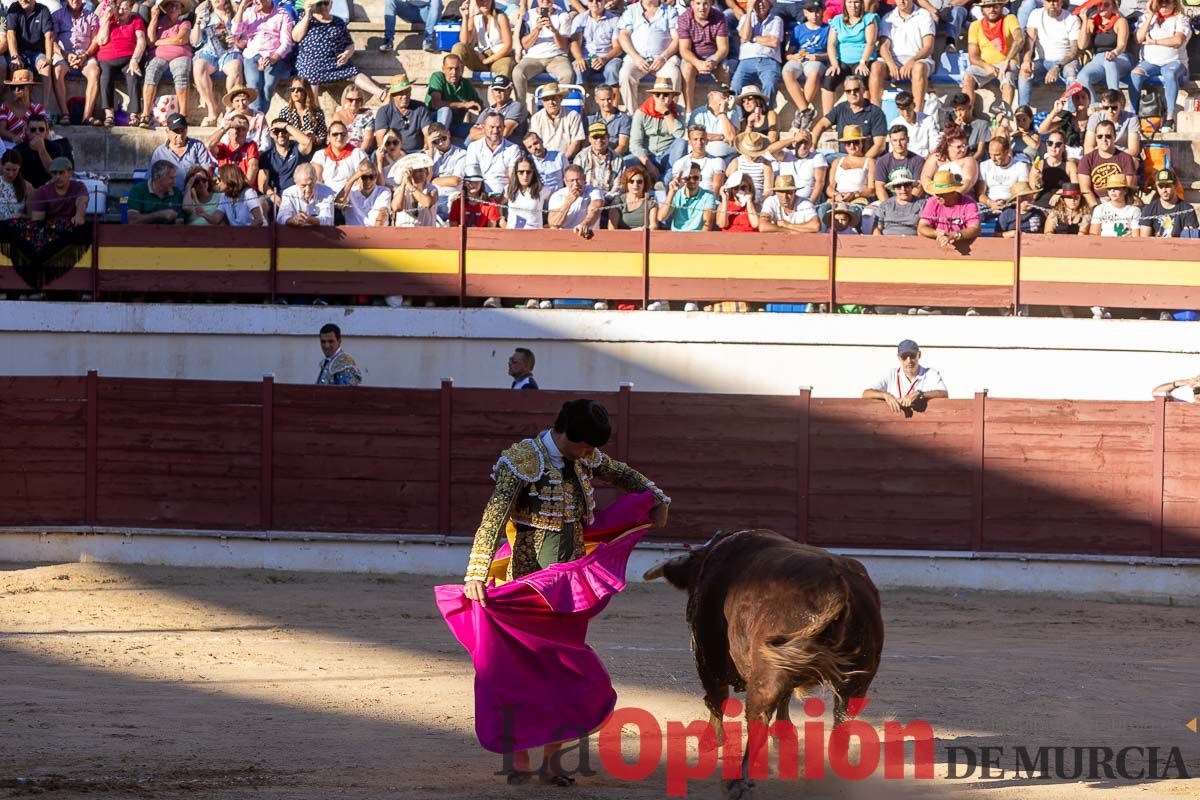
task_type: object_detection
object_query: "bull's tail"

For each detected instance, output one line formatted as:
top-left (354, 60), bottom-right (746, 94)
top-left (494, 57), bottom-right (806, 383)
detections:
top-left (757, 578), bottom-right (860, 691)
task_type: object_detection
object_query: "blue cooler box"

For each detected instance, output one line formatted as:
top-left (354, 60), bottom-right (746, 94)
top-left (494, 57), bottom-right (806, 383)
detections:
top-left (433, 22), bottom-right (460, 51)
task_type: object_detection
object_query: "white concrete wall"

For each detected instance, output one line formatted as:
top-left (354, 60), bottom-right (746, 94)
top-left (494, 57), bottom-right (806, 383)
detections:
top-left (0, 302), bottom-right (1198, 400)
top-left (3, 529), bottom-right (1198, 603)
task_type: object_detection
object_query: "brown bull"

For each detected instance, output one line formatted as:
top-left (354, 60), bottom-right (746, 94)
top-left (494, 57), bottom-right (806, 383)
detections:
top-left (645, 529), bottom-right (884, 797)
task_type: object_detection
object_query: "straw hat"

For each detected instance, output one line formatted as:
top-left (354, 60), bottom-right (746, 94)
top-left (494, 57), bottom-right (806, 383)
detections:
top-left (822, 201), bottom-right (861, 228)
top-left (736, 131), bottom-right (771, 159)
top-left (4, 69), bottom-right (38, 86)
top-left (156, 0), bottom-right (194, 12)
top-left (647, 77), bottom-right (678, 95)
top-left (928, 169), bottom-right (965, 195)
top-left (838, 124), bottom-right (870, 143)
top-left (386, 74), bottom-right (414, 95)
top-left (538, 82), bottom-right (569, 100)
top-left (1101, 174), bottom-right (1132, 190)
top-left (979, 0), bottom-right (1007, 6)
top-left (772, 174), bottom-right (799, 192)
top-left (222, 84), bottom-right (258, 108)
top-left (735, 86), bottom-right (767, 104)
top-left (396, 152), bottom-right (434, 172)
top-left (1009, 181), bottom-right (1038, 200)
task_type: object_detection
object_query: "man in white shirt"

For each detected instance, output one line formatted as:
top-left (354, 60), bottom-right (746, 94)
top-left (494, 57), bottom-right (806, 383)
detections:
top-left (464, 110), bottom-right (522, 194)
top-left (978, 136), bottom-right (1029, 219)
top-left (1017, 0), bottom-right (1080, 106)
top-left (873, 0), bottom-right (935, 111)
top-left (276, 163), bottom-right (336, 226)
top-left (863, 339), bottom-right (949, 414)
top-left (523, 130), bottom-right (569, 193)
top-left (671, 124), bottom-right (727, 193)
top-left (512, 0), bottom-right (575, 104)
top-left (730, 0), bottom-right (784, 103)
top-left (758, 174), bottom-right (819, 232)
top-left (427, 122), bottom-right (466, 219)
top-left (528, 83), bottom-right (586, 159)
top-left (547, 165), bottom-right (604, 236)
top-left (617, 0), bottom-right (681, 112)
top-left (337, 161), bottom-right (393, 226)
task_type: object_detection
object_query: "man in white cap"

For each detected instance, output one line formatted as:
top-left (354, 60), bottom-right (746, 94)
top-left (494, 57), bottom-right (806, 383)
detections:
top-left (863, 339), bottom-right (948, 414)
top-left (528, 82), bottom-right (585, 159)
top-left (617, 0), bottom-right (681, 112)
top-left (512, 0), bottom-right (574, 103)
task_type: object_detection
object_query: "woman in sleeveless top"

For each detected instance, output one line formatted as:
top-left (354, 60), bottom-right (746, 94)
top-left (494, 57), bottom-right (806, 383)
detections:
top-left (919, 125), bottom-right (979, 197)
top-left (1032, 130), bottom-right (1078, 206)
top-left (609, 165), bottom-right (657, 230)
top-left (736, 87), bottom-right (779, 143)
top-left (825, 125), bottom-right (874, 207)
top-left (727, 131), bottom-right (776, 202)
top-left (451, 0), bottom-right (515, 78)
top-left (1045, 183), bottom-right (1091, 235)
top-left (1076, 0), bottom-right (1131, 105)
top-left (502, 156), bottom-right (548, 229)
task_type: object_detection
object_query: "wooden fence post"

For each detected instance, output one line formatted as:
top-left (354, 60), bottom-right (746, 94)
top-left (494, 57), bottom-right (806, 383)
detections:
top-left (261, 374), bottom-right (274, 531)
top-left (970, 390), bottom-right (988, 552)
top-left (827, 226), bottom-right (837, 309)
top-left (85, 369), bottom-right (98, 525)
top-left (617, 382), bottom-right (633, 463)
top-left (1151, 394), bottom-right (1166, 557)
top-left (439, 378), bottom-right (454, 536)
top-left (1012, 199), bottom-right (1022, 313)
top-left (641, 224), bottom-right (651, 309)
top-left (796, 386), bottom-right (811, 543)
top-left (458, 223), bottom-right (468, 308)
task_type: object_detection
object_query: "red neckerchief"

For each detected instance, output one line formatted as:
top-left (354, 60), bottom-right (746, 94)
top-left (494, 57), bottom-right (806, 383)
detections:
top-left (980, 15), bottom-right (1008, 52)
top-left (637, 96), bottom-right (677, 119)
top-left (1155, 9), bottom-right (1176, 26)
top-left (1091, 10), bottom-right (1119, 33)
top-left (322, 144), bottom-right (355, 163)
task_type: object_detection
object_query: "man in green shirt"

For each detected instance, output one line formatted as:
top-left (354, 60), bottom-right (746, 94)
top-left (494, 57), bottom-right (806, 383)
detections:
top-left (127, 160), bottom-right (185, 224)
top-left (427, 53), bottom-right (482, 140)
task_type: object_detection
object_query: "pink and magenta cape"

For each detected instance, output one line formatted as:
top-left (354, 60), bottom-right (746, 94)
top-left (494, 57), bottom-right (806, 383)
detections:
top-left (434, 492), bottom-right (656, 753)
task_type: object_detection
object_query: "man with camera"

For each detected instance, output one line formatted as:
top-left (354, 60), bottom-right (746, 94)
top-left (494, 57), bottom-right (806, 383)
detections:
top-left (512, 0), bottom-right (574, 104)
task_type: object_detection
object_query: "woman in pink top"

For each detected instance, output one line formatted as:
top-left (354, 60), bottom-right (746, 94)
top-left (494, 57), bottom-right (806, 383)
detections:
top-left (95, 0), bottom-right (148, 127)
top-left (140, 0), bottom-right (194, 127)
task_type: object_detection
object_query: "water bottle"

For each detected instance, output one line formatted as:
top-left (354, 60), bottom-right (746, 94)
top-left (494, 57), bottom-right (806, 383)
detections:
top-left (119, 196), bottom-right (128, 224)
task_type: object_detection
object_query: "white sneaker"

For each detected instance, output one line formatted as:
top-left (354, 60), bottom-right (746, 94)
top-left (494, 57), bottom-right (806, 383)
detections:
top-left (965, 307), bottom-right (979, 317)
top-left (538, 299), bottom-right (553, 309)
top-left (384, 295), bottom-right (405, 308)
top-left (482, 296), bottom-right (501, 308)
top-left (1090, 305), bottom-right (1108, 319)
top-left (1160, 311), bottom-right (1174, 320)
top-left (524, 299), bottom-right (539, 308)
top-left (593, 301), bottom-right (608, 310)
top-left (907, 307), bottom-right (918, 315)
top-left (683, 302), bottom-right (699, 312)
top-left (646, 300), bottom-right (668, 311)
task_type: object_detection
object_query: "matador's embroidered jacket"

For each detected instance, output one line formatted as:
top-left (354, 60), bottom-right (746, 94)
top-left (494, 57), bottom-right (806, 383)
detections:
top-left (464, 432), bottom-right (668, 583)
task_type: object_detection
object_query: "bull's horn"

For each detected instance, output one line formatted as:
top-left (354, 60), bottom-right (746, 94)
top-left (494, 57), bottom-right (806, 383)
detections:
top-left (642, 563), bottom-right (665, 581)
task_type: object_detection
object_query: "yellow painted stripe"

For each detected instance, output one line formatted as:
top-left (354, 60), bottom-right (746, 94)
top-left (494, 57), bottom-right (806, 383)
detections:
top-left (651, 254), bottom-right (828, 280)
top-left (1022, 257), bottom-right (1200, 287)
top-left (0, 250), bottom-right (89, 268)
top-left (838, 257), bottom-right (1012, 286)
top-left (467, 250), bottom-right (641, 277)
top-left (100, 246), bottom-right (269, 272)
top-left (277, 248), bottom-right (458, 273)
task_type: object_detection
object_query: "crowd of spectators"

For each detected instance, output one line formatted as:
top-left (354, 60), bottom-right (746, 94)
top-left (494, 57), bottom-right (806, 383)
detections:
top-left (1, 0), bottom-right (1199, 308)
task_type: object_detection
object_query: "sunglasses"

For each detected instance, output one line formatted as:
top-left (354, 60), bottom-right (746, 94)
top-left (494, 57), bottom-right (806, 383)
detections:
top-left (27, 127), bottom-right (47, 133)
top-left (346, 96), bottom-right (362, 103)
top-left (591, 133), bottom-right (608, 139)
top-left (272, 127), bottom-right (289, 134)
top-left (516, 169), bottom-right (533, 174)
top-left (385, 140), bottom-right (400, 147)
top-left (12, 86), bottom-right (28, 92)
top-left (1101, 105), bottom-right (1119, 111)
top-left (330, 130), bottom-right (348, 136)
top-left (1095, 134), bottom-right (1114, 140)
top-left (290, 86), bottom-right (306, 93)
top-left (1047, 140), bottom-right (1064, 146)
top-left (685, 175), bottom-right (700, 181)
top-left (629, 178), bottom-right (645, 184)
top-left (845, 87), bottom-right (863, 93)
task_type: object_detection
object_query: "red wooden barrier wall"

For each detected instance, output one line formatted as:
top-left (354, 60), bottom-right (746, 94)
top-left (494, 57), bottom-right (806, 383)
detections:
top-left (2, 374), bottom-right (1198, 559)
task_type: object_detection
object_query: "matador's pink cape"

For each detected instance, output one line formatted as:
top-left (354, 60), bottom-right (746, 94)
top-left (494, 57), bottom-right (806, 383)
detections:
top-left (433, 491), bottom-right (657, 753)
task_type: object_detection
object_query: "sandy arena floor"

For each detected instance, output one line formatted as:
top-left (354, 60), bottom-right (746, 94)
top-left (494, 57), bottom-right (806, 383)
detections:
top-left (0, 561), bottom-right (1197, 800)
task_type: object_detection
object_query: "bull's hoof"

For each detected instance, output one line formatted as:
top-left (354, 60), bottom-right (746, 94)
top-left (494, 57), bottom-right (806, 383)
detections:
top-left (722, 778), bottom-right (755, 799)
